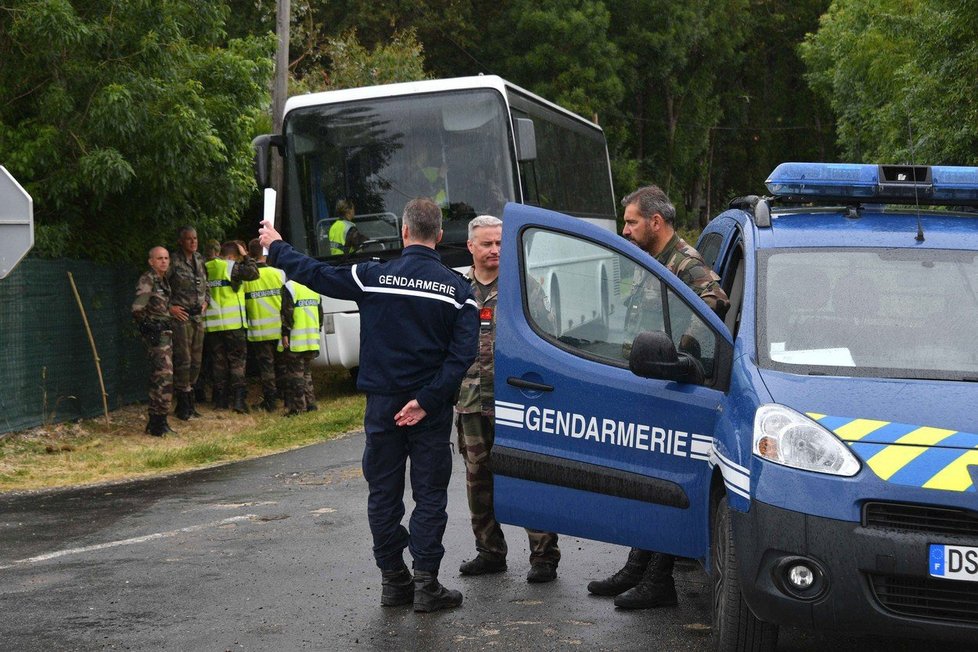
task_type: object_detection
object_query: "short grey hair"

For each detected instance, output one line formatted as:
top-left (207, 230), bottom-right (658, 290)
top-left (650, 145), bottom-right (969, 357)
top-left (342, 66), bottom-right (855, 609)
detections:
top-left (621, 185), bottom-right (676, 226)
top-left (468, 215), bottom-right (502, 240)
top-left (403, 197), bottom-right (442, 242)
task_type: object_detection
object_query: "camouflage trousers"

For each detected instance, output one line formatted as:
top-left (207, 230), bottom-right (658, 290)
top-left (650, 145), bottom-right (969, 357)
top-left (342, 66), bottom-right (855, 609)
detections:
top-left (249, 340), bottom-right (281, 397)
top-left (143, 333), bottom-right (174, 416)
top-left (211, 328), bottom-right (248, 391)
top-left (284, 350), bottom-right (317, 411)
top-left (457, 413), bottom-right (560, 564)
top-left (171, 317), bottom-right (205, 392)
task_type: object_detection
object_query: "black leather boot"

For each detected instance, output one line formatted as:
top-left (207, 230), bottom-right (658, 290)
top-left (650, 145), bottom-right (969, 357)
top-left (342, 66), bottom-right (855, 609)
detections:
top-left (232, 387), bottom-right (249, 414)
top-left (526, 562), bottom-right (558, 583)
top-left (459, 554), bottom-right (507, 575)
top-left (613, 553), bottom-right (678, 609)
top-left (146, 414), bottom-right (167, 437)
top-left (587, 548), bottom-right (652, 596)
top-left (381, 564), bottom-right (414, 606)
top-left (212, 387), bottom-right (228, 409)
top-left (413, 570), bottom-right (463, 612)
top-left (260, 385), bottom-right (278, 412)
top-left (187, 390), bottom-right (202, 418)
top-left (174, 391), bottom-right (191, 421)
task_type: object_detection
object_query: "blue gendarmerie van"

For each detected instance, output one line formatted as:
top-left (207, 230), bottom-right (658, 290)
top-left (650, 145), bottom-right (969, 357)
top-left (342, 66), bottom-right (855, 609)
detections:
top-left (491, 163), bottom-right (978, 651)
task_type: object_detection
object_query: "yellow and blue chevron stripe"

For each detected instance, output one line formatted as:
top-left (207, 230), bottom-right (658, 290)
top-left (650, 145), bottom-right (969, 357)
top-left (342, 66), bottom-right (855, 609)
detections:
top-left (808, 413), bottom-right (978, 493)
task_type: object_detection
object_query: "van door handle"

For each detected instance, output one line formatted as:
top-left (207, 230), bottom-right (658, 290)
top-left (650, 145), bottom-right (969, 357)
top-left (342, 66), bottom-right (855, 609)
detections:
top-left (506, 377), bottom-right (554, 392)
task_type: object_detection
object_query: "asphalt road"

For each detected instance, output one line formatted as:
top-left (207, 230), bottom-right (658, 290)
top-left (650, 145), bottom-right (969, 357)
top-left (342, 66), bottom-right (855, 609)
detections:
top-left (0, 430), bottom-right (925, 651)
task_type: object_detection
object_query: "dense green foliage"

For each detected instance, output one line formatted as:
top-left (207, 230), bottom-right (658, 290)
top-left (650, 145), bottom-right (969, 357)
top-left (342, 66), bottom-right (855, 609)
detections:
top-left (801, 0), bottom-right (978, 165)
top-left (4, 0), bottom-right (975, 259)
top-left (0, 0), bottom-right (274, 262)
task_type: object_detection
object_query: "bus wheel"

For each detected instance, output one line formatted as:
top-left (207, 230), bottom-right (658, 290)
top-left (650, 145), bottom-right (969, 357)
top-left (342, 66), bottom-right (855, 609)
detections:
top-left (712, 495), bottom-right (778, 652)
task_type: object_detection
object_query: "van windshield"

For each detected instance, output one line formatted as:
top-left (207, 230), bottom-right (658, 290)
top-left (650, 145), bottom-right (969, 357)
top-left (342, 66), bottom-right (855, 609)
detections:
top-left (758, 248), bottom-right (978, 380)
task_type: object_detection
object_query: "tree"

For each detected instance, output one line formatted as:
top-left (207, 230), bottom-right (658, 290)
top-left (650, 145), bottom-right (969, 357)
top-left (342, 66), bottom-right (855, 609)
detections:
top-left (608, 0), bottom-right (750, 227)
top-left (292, 28), bottom-right (429, 94)
top-left (0, 0), bottom-right (274, 262)
top-left (800, 0), bottom-right (978, 165)
top-left (709, 0), bottom-right (834, 213)
top-left (479, 0), bottom-right (624, 121)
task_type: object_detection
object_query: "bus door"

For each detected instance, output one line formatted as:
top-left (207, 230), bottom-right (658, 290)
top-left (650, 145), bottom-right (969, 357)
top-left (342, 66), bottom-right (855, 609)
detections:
top-left (491, 203), bottom-right (733, 560)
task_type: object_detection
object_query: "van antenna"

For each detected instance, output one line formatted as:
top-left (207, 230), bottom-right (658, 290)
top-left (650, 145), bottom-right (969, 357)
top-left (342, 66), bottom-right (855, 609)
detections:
top-left (908, 121), bottom-right (925, 242)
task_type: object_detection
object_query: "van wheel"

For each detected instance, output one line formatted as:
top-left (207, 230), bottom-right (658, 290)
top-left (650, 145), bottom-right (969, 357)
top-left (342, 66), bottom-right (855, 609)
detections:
top-left (712, 495), bottom-right (778, 652)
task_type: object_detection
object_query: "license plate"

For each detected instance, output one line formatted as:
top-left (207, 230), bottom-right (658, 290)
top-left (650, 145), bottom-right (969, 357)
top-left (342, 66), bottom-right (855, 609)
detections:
top-left (929, 544), bottom-right (978, 582)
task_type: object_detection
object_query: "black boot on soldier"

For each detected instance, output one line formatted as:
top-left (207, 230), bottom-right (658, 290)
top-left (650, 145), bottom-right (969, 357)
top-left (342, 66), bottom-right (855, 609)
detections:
top-left (187, 390), bottom-right (202, 418)
top-left (260, 384), bottom-right (278, 412)
top-left (459, 554), bottom-right (507, 576)
top-left (380, 563), bottom-right (414, 607)
top-left (232, 387), bottom-right (249, 414)
top-left (614, 553), bottom-right (678, 609)
top-left (413, 570), bottom-right (463, 613)
top-left (146, 414), bottom-right (167, 437)
top-left (174, 391), bottom-right (191, 421)
top-left (526, 561), bottom-right (558, 583)
top-left (587, 547), bottom-right (652, 596)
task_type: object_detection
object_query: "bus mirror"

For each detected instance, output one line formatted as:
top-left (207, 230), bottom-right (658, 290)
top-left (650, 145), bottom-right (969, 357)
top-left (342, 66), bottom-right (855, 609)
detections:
top-left (515, 118), bottom-right (537, 162)
top-left (252, 134), bottom-right (284, 189)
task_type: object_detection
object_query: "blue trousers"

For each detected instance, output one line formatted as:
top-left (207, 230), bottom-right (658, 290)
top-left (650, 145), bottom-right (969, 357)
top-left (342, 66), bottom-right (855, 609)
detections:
top-left (362, 393), bottom-right (454, 573)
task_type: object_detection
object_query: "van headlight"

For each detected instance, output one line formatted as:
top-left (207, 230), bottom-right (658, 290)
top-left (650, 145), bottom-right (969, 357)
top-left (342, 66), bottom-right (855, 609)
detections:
top-left (753, 404), bottom-right (861, 476)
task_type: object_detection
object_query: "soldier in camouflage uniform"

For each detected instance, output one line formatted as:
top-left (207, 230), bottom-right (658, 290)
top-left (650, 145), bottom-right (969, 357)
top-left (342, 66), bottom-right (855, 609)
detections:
top-left (206, 241), bottom-right (259, 413)
top-left (279, 279), bottom-right (323, 415)
top-left (194, 238), bottom-right (222, 404)
top-left (167, 226), bottom-right (209, 420)
top-left (588, 185), bottom-right (730, 610)
top-left (244, 238), bottom-right (286, 411)
top-left (133, 246), bottom-right (175, 437)
top-left (456, 216), bottom-right (561, 583)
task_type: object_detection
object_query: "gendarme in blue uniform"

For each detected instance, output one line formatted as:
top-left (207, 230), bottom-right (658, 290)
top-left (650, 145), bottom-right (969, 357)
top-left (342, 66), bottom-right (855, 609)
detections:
top-left (268, 241), bottom-right (479, 573)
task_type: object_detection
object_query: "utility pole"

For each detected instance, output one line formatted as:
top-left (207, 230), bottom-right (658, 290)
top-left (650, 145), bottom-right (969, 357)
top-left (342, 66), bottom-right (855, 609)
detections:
top-left (271, 0), bottom-right (290, 196)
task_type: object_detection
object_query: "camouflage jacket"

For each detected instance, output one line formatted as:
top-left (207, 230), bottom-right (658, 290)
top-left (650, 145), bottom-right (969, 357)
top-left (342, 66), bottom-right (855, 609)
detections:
top-left (624, 233), bottom-right (729, 333)
top-left (456, 270), bottom-right (556, 416)
top-left (166, 250), bottom-right (208, 318)
top-left (132, 270), bottom-right (171, 322)
top-left (225, 256), bottom-right (260, 290)
top-left (456, 270), bottom-right (497, 415)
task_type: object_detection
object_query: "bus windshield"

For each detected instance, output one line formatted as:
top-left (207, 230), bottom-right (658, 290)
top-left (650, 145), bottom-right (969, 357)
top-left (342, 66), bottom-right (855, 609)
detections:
top-left (282, 88), bottom-right (515, 260)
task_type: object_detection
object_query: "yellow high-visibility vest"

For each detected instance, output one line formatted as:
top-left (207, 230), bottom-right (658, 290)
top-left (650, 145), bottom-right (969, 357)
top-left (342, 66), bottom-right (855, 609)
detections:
top-left (243, 266), bottom-right (285, 342)
top-left (204, 259), bottom-right (246, 332)
top-left (329, 220), bottom-right (354, 256)
top-left (279, 280), bottom-right (321, 353)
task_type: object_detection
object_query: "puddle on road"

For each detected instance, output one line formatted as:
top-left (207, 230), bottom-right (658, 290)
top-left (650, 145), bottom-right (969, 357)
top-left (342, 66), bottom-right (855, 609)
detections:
top-left (276, 466), bottom-right (362, 486)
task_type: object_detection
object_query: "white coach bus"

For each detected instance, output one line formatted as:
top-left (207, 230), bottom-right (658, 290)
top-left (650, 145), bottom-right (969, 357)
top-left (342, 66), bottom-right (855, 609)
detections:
top-left (254, 75), bottom-right (619, 371)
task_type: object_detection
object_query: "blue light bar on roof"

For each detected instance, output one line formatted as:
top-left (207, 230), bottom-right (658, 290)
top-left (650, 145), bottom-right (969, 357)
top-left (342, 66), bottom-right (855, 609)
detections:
top-left (765, 162), bottom-right (978, 205)
top-left (765, 163), bottom-right (879, 199)
top-left (931, 166), bottom-right (978, 202)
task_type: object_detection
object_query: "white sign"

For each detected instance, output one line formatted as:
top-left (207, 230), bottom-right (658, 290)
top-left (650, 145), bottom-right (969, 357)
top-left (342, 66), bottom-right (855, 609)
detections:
top-left (0, 166), bottom-right (34, 280)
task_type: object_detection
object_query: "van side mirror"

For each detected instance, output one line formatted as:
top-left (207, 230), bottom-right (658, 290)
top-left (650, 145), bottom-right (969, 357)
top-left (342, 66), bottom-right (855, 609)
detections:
top-left (252, 134), bottom-right (284, 189)
top-left (629, 330), bottom-right (704, 384)
top-left (514, 118), bottom-right (537, 162)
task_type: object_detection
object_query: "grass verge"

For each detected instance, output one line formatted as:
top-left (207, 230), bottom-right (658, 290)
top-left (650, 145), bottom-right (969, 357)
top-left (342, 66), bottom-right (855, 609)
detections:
top-left (0, 368), bottom-right (366, 494)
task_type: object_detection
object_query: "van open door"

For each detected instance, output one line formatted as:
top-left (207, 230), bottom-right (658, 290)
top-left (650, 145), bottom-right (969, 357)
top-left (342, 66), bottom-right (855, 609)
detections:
top-left (492, 203), bottom-right (733, 560)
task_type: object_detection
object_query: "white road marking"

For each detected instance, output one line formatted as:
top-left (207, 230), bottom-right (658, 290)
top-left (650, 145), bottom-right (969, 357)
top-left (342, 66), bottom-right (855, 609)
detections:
top-left (0, 515), bottom-right (256, 570)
